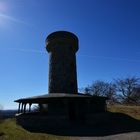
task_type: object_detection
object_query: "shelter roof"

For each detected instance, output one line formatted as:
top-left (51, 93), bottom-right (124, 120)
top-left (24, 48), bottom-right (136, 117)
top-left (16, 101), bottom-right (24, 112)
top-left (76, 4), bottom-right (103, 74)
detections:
top-left (14, 93), bottom-right (108, 103)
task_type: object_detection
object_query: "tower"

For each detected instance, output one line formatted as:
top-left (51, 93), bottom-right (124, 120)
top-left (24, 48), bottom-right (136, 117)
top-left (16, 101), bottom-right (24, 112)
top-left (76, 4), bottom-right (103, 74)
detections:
top-left (46, 31), bottom-right (79, 94)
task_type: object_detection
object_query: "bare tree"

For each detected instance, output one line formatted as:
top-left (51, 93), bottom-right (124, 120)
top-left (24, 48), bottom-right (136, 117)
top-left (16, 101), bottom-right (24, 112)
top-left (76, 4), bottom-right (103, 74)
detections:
top-left (131, 87), bottom-right (140, 104)
top-left (82, 76), bottom-right (140, 105)
top-left (33, 104), bottom-right (48, 113)
top-left (106, 83), bottom-right (119, 104)
top-left (89, 80), bottom-right (110, 96)
top-left (115, 76), bottom-right (140, 104)
top-left (83, 80), bottom-right (117, 103)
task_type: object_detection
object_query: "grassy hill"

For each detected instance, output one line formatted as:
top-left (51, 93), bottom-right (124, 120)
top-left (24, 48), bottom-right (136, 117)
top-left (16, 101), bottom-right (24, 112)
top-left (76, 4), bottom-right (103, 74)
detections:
top-left (0, 105), bottom-right (140, 140)
top-left (108, 104), bottom-right (140, 120)
top-left (0, 119), bottom-right (68, 140)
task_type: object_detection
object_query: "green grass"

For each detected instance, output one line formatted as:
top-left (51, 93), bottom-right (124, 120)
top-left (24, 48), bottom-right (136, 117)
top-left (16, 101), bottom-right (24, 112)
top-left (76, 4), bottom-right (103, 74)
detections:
top-left (0, 105), bottom-right (140, 140)
top-left (0, 119), bottom-right (69, 140)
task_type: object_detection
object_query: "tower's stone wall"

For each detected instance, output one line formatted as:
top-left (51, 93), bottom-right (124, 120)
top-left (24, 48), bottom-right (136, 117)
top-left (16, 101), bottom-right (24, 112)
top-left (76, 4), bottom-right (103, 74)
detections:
top-left (46, 31), bottom-right (79, 94)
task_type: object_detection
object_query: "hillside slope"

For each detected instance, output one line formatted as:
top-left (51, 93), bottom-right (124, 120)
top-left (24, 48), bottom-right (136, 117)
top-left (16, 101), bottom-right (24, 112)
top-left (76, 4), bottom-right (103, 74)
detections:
top-left (0, 105), bottom-right (140, 140)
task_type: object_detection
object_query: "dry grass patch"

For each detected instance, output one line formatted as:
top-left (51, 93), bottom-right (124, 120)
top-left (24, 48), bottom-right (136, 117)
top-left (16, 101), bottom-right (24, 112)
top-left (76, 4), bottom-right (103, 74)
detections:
top-left (0, 119), bottom-right (69, 140)
top-left (108, 104), bottom-right (140, 120)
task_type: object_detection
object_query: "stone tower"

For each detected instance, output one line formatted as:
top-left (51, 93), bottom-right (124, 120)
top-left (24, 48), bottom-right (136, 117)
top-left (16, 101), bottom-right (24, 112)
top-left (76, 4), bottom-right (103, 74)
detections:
top-left (46, 31), bottom-right (79, 94)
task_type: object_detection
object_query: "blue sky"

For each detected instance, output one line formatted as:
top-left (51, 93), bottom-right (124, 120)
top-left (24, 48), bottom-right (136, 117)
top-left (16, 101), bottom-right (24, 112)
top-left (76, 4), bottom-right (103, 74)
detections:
top-left (0, 0), bottom-right (140, 109)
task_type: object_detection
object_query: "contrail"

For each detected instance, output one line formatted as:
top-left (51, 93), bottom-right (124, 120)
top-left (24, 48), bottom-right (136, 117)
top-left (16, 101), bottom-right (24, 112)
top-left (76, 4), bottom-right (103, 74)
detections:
top-left (0, 13), bottom-right (30, 25)
top-left (78, 54), bottom-right (140, 63)
top-left (7, 48), bottom-right (140, 63)
top-left (8, 48), bottom-right (46, 54)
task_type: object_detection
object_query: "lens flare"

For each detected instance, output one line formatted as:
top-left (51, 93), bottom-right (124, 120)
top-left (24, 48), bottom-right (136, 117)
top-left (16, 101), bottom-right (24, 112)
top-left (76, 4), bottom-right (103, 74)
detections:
top-left (0, 1), bottom-right (29, 27)
top-left (0, 2), bottom-right (8, 13)
top-left (0, 1), bottom-right (8, 26)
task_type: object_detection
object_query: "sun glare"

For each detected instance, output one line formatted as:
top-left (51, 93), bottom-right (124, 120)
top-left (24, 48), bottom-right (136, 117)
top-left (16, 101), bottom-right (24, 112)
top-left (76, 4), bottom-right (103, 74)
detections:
top-left (0, 2), bottom-right (7, 13)
top-left (0, 2), bottom-right (8, 26)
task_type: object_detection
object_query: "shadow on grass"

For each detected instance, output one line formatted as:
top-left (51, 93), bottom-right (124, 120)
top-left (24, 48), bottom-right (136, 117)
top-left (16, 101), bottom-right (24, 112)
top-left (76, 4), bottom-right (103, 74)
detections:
top-left (0, 132), bottom-right (5, 136)
top-left (24, 112), bottom-right (140, 137)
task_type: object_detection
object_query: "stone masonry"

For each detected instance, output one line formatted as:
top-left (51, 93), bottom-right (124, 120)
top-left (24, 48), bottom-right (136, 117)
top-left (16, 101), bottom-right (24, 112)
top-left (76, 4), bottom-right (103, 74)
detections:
top-left (46, 31), bottom-right (79, 94)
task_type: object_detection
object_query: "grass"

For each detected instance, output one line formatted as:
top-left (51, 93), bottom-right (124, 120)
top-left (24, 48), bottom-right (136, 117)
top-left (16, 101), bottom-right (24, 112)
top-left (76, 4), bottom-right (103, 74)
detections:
top-left (0, 119), bottom-right (69, 140)
top-left (108, 104), bottom-right (140, 120)
top-left (0, 104), bottom-right (140, 140)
